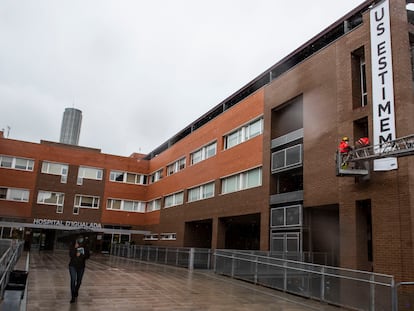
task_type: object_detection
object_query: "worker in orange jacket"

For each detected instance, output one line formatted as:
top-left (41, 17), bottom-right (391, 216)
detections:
top-left (356, 137), bottom-right (370, 148)
top-left (339, 136), bottom-right (352, 153)
top-left (338, 136), bottom-right (352, 169)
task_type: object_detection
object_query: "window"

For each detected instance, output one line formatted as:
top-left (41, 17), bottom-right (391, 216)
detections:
top-left (352, 47), bottom-right (368, 108)
top-left (164, 192), bottom-right (184, 208)
top-left (146, 198), bottom-right (161, 212)
top-left (144, 234), bottom-right (158, 241)
top-left (271, 232), bottom-right (301, 253)
top-left (271, 205), bottom-right (302, 228)
top-left (221, 167), bottom-right (262, 194)
top-left (275, 168), bottom-right (303, 194)
top-left (160, 233), bottom-right (176, 240)
top-left (149, 169), bottom-right (163, 184)
top-left (107, 199), bottom-right (145, 213)
top-left (0, 187), bottom-right (29, 202)
top-left (42, 161), bottom-right (68, 183)
top-left (0, 155), bottom-right (34, 171)
top-left (37, 191), bottom-right (64, 213)
top-left (190, 142), bottom-right (217, 165)
top-left (271, 144), bottom-right (302, 173)
top-left (224, 118), bottom-right (263, 149)
top-left (167, 157), bottom-right (186, 176)
top-left (77, 166), bottom-right (103, 185)
top-left (109, 170), bottom-right (146, 185)
top-left (74, 195), bottom-right (100, 209)
top-left (188, 182), bottom-right (215, 202)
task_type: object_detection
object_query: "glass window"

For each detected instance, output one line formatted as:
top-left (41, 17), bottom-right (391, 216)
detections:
top-left (74, 195), bottom-right (99, 209)
top-left (188, 188), bottom-right (200, 202)
top-left (272, 236), bottom-right (284, 253)
top-left (286, 145), bottom-right (301, 166)
top-left (222, 175), bottom-right (238, 194)
top-left (0, 155), bottom-right (34, 171)
top-left (287, 233), bottom-right (300, 252)
top-left (167, 157), bottom-right (186, 176)
top-left (178, 158), bottom-right (186, 170)
top-left (164, 195), bottom-right (174, 208)
top-left (37, 191), bottom-right (64, 206)
top-left (146, 199), bottom-right (161, 212)
top-left (191, 142), bottom-right (217, 165)
top-left (246, 168), bottom-right (261, 188)
top-left (108, 199), bottom-right (121, 210)
top-left (150, 169), bottom-right (163, 183)
top-left (203, 182), bottom-right (214, 198)
top-left (221, 167), bottom-right (262, 194)
top-left (8, 189), bottom-right (29, 202)
top-left (272, 150), bottom-right (285, 170)
top-left (126, 173), bottom-right (136, 183)
top-left (78, 166), bottom-right (103, 181)
top-left (175, 192), bottom-right (183, 205)
top-left (271, 144), bottom-right (302, 173)
top-left (107, 199), bottom-right (144, 212)
top-left (110, 171), bottom-right (125, 182)
top-left (271, 208), bottom-right (285, 227)
top-left (0, 156), bottom-right (13, 168)
top-left (164, 192), bottom-right (184, 208)
top-left (224, 118), bottom-right (263, 149)
top-left (205, 143), bottom-right (216, 159)
top-left (226, 131), bottom-right (241, 149)
top-left (123, 201), bottom-right (135, 211)
top-left (271, 205), bottom-right (302, 228)
top-left (191, 149), bottom-right (203, 165)
top-left (0, 188), bottom-right (6, 199)
top-left (189, 182), bottom-right (215, 202)
top-left (286, 206), bottom-right (300, 226)
top-left (160, 233), bottom-right (177, 240)
top-left (41, 162), bottom-right (68, 182)
top-left (271, 232), bottom-right (301, 253)
top-left (109, 170), bottom-right (145, 185)
top-left (14, 158), bottom-right (34, 170)
top-left (247, 119), bottom-right (262, 139)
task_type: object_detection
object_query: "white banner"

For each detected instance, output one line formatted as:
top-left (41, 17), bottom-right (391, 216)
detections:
top-left (370, 0), bottom-right (398, 171)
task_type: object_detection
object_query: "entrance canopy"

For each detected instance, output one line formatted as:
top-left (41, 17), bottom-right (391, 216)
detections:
top-left (0, 221), bottom-right (151, 236)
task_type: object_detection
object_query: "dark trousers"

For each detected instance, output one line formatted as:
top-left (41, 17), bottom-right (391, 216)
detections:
top-left (69, 265), bottom-right (85, 298)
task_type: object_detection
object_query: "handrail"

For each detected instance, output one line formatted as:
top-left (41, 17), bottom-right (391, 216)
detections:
top-left (215, 249), bottom-right (395, 310)
top-left (215, 250), bottom-right (393, 286)
top-left (392, 281), bottom-right (414, 311)
top-left (0, 240), bottom-right (24, 299)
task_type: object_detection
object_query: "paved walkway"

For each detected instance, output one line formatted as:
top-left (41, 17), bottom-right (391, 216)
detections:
top-left (21, 251), bottom-right (342, 311)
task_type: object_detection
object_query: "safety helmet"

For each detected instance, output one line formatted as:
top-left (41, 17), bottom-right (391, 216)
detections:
top-left (342, 136), bottom-right (349, 141)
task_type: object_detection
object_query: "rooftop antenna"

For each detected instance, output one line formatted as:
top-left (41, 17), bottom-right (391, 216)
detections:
top-left (6, 126), bottom-right (10, 138)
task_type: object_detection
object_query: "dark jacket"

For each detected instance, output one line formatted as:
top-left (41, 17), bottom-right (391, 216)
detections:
top-left (69, 243), bottom-right (90, 269)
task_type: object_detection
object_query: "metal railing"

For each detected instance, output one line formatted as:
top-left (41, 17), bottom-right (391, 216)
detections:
top-left (110, 245), bottom-right (413, 310)
top-left (0, 239), bottom-right (24, 299)
top-left (228, 250), bottom-right (333, 266)
top-left (214, 249), bottom-right (395, 311)
top-left (110, 244), bottom-right (212, 270)
top-left (393, 282), bottom-right (414, 311)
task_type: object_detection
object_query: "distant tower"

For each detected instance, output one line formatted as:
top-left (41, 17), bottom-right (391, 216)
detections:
top-left (59, 108), bottom-right (82, 145)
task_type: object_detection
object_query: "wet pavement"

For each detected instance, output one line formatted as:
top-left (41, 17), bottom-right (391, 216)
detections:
top-left (20, 250), bottom-right (342, 311)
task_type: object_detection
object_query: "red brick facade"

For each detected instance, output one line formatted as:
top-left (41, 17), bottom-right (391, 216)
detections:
top-left (1, 0), bottom-right (414, 285)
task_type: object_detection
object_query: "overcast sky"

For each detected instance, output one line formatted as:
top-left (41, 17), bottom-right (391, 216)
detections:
top-left (0, 0), bottom-right (366, 156)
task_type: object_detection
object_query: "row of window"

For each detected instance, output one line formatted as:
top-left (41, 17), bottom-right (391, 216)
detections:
top-left (143, 233), bottom-right (177, 241)
top-left (0, 167), bottom-right (262, 211)
top-left (0, 117), bottom-right (263, 186)
top-left (163, 167), bottom-right (262, 208)
top-left (0, 155), bottom-right (34, 171)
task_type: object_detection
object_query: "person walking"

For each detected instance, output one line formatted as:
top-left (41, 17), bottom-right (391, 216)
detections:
top-left (68, 236), bottom-right (90, 303)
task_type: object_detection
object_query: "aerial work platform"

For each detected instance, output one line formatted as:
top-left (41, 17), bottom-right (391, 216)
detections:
top-left (336, 134), bottom-right (414, 176)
